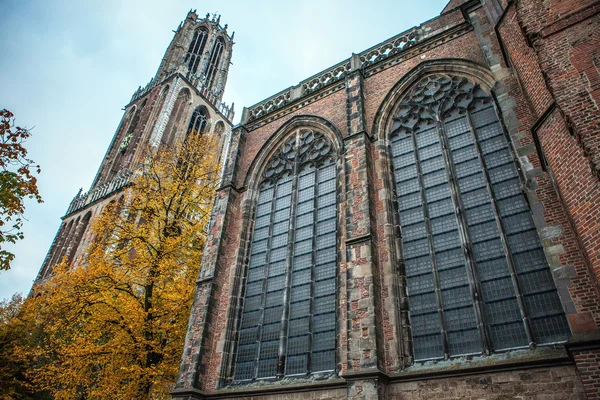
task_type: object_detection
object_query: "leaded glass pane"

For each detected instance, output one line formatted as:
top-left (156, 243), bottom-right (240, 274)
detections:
top-left (235, 131), bottom-right (337, 381)
top-left (391, 75), bottom-right (569, 362)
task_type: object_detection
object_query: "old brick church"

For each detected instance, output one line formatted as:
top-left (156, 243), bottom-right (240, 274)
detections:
top-left (37, 0), bottom-right (600, 398)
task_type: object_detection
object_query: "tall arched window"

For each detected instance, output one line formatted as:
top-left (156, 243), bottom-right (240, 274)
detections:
top-left (66, 212), bottom-right (92, 263)
top-left (205, 37), bottom-right (224, 90)
top-left (234, 129), bottom-right (338, 381)
top-left (389, 74), bottom-right (570, 361)
top-left (185, 28), bottom-right (208, 75)
top-left (186, 106), bottom-right (208, 136)
top-left (162, 89), bottom-right (191, 147)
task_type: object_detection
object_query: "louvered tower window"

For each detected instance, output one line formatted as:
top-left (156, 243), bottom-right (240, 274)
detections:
top-left (187, 106), bottom-right (208, 136)
top-left (389, 74), bottom-right (570, 361)
top-left (234, 130), bottom-right (337, 381)
top-left (185, 28), bottom-right (208, 75)
top-left (205, 37), bottom-right (224, 90)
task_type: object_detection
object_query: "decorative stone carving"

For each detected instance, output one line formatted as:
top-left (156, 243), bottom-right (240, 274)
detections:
top-left (261, 129), bottom-right (334, 186)
top-left (392, 74), bottom-right (491, 136)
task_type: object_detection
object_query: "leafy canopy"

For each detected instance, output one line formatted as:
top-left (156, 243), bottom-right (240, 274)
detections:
top-left (0, 109), bottom-right (42, 271)
top-left (19, 133), bottom-right (220, 399)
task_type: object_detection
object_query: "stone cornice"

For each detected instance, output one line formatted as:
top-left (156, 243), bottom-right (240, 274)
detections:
top-left (242, 22), bottom-right (473, 132)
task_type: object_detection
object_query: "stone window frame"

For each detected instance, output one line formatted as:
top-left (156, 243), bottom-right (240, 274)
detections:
top-left (224, 118), bottom-right (346, 385)
top-left (374, 64), bottom-right (573, 366)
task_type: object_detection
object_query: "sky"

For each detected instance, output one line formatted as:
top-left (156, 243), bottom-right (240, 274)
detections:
top-left (0, 0), bottom-right (449, 300)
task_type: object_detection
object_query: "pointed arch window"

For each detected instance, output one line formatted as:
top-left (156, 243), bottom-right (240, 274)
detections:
top-left (388, 74), bottom-right (570, 361)
top-left (185, 28), bottom-right (208, 75)
top-left (186, 106), bottom-right (208, 136)
top-left (234, 129), bottom-right (338, 381)
top-left (205, 37), bottom-right (224, 90)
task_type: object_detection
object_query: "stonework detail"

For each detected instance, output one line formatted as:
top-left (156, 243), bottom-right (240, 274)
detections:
top-left (32, 1), bottom-right (600, 399)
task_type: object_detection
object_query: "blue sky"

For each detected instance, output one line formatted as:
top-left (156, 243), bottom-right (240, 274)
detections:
top-left (0, 0), bottom-right (449, 299)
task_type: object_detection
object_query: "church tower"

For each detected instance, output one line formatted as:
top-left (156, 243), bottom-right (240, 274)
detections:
top-left (35, 10), bottom-right (235, 281)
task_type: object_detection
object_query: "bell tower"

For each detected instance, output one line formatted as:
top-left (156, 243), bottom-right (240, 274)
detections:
top-left (35, 10), bottom-right (235, 281)
top-left (155, 10), bottom-right (234, 105)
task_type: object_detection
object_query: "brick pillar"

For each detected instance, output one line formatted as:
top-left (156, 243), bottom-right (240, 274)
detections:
top-left (343, 61), bottom-right (386, 398)
top-left (567, 338), bottom-right (600, 400)
top-left (171, 126), bottom-right (246, 399)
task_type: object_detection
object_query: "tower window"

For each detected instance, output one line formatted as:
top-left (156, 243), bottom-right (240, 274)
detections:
top-left (234, 129), bottom-right (337, 381)
top-left (389, 74), bottom-right (570, 361)
top-left (185, 28), bottom-right (209, 75)
top-left (205, 37), bottom-right (224, 91)
top-left (187, 106), bottom-right (208, 136)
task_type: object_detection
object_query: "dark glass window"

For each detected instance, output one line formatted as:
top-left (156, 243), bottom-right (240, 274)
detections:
top-left (187, 107), bottom-right (208, 136)
top-left (185, 28), bottom-right (208, 75)
top-left (389, 74), bottom-right (570, 361)
top-left (205, 37), bottom-right (224, 90)
top-left (234, 130), bottom-right (337, 381)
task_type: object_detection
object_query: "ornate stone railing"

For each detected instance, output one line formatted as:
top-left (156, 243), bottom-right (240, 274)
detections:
top-left (245, 26), bottom-right (423, 123)
top-left (188, 73), bottom-right (235, 120)
top-left (130, 77), bottom-right (161, 104)
top-left (66, 169), bottom-right (133, 215)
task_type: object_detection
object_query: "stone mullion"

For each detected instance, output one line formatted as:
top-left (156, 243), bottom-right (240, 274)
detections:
top-left (436, 120), bottom-right (492, 355)
top-left (256, 180), bottom-right (279, 379)
top-left (409, 128), bottom-right (451, 359)
top-left (464, 110), bottom-right (535, 346)
top-left (277, 130), bottom-right (300, 377)
top-left (307, 164), bottom-right (319, 373)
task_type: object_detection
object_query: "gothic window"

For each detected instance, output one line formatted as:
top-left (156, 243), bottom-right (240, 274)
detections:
top-left (234, 129), bottom-right (337, 381)
top-left (162, 89), bottom-right (191, 147)
top-left (66, 212), bottom-right (92, 263)
top-left (186, 106), bottom-right (208, 136)
top-left (389, 74), bottom-right (570, 361)
top-left (205, 37), bottom-right (224, 90)
top-left (185, 28), bottom-right (208, 75)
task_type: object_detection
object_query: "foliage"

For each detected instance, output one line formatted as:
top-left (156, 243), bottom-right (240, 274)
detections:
top-left (0, 109), bottom-right (42, 271)
top-left (0, 293), bottom-right (47, 400)
top-left (23, 134), bottom-right (220, 399)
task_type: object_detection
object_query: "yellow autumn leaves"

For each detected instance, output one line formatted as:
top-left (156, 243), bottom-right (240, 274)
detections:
top-left (1, 134), bottom-right (220, 399)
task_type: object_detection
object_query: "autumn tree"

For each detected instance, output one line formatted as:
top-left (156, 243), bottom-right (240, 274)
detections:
top-left (0, 109), bottom-right (42, 271)
top-left (24, 133), bottom-right (220, 399)
top-left (0, 293), bottom-right (46, 400)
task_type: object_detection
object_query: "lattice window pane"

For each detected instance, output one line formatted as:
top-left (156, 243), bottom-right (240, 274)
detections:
top-left (257, 358), bottom-right (278, 378)
top-left (413, 334), bottom-right (444, 360)
top-left (286, 355), bottom-right (308, 375)
top-left (262, 323), bottom-right (281, 341)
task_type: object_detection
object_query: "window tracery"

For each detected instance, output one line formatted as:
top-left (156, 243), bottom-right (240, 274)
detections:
top-left (234, 129), bottom-right (337, 381)
top-left (185, 28), bottom-right (208, 75)
top-left (186, 106), bottom-right (208, 136)
top-left (389, 74), bottom-right (570, 361)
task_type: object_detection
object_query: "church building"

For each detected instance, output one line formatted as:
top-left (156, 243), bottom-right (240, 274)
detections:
top-left (38, 0), bottom-right (600, 398)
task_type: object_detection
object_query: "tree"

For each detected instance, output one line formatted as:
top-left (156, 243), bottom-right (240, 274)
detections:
top-left (0, 109), bottom-right (42, 271)
top-left (24, 133), bottom-right (220, 399)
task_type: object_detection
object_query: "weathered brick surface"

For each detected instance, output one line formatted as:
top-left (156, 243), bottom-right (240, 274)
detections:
top-left (173, 1), bottom-right (600, 399)
top-left (388, 365), bottom-right (586, 400)
top-left (573, 349), bottom-right (600, 399)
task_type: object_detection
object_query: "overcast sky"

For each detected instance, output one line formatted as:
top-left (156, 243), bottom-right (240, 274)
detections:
top-left (0, 0), bottom-right (449, 300)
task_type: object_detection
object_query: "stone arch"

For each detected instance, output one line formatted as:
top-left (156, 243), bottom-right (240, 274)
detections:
top-left (162, 87), bottom-right (192, 148)
top-left (66, 211), bottom-right (92, 263)
top-left (51, 219), bottom-right (75, 266)
top-left (205, 36), bottom-right (226, 89)
top-left (147, 85), bottom-right (170, 137)
top-left (378, 69), bottom-right (570, 362)
top-left (186, 105), bottom-right (211, 137)
top-left (185, 27), bottom-right (209, 75)
top-left (373, 58), bottom-right (496, 141)
top-left (221, 115), bottom-right (345, 383)
top-left (243, 115), bottom-right (344, 191)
